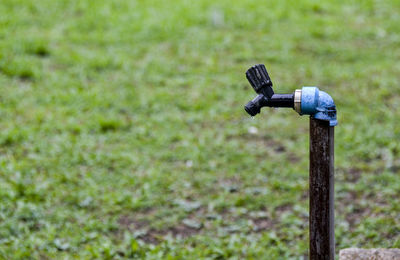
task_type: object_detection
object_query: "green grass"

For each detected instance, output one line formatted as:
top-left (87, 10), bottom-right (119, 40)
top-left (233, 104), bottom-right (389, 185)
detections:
top-left (0, 0), bottom-right (399, 259)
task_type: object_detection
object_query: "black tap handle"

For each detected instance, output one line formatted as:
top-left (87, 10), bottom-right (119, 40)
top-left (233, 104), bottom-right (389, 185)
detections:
top-left (246, 64), bottom-right (274, 98)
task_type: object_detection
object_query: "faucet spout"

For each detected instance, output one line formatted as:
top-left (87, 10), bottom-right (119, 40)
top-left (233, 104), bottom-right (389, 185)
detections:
top-left (244, 93), bottom-right (295, 116)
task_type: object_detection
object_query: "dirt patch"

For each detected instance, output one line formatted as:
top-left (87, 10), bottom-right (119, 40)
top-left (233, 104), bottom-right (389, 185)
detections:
top-left (342, 193), bottom-right (368, 227)
top-left (251, 217), bottom-right (275, 232)
top-left (274, 203), bottom-right (293, 213)
top-left (118, 216), bottom-right (148, 231)
top-left (135, 223), bottom-right (202, 244)
top-left (288, 153), bottom-right (301, 163)
top-left (229, 133), bottom-right (285, 152)
top-left (218, 203), bottom-right (295, 234)
top-left (337, 190), bottom-right (394, 232)
top-left (274, 144), bottom-right (286, 153)
top-left (346, 168), bottom-right (362, 182)
top-left (345, 208), bottom-right (368, 227)
top-left (118, 211), bottom-right (203, 244)
top-left (117, 201), bottom-right (301, 244)
top-left (167, 224), bottom-right (202, 239)
top-left (218, 177), bottom-right (241, 193)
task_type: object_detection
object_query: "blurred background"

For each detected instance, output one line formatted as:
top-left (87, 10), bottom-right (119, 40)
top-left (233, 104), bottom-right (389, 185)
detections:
top-left (0, 0), bottom-right (399, 258)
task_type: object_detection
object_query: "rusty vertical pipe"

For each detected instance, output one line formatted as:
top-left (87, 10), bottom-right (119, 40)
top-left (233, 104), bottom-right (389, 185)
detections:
top-left (309, 118), bottom-right (335, 259)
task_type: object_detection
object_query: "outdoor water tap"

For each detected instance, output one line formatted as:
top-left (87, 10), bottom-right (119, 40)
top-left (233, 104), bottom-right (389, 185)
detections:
top-left (244, 64), bottom-right (337, 126)
top-left (244, 64), bottom-right (338, 259)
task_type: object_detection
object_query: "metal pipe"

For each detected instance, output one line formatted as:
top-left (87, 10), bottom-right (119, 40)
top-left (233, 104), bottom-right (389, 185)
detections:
top-left (265, 93), bottom-right (294, 108)
top-left (310, 118), bottom-right (335, 259)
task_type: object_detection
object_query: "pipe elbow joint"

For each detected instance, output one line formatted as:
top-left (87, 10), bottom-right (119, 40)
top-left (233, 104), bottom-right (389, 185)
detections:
top-left (297, 87), bottom-right (337, 126)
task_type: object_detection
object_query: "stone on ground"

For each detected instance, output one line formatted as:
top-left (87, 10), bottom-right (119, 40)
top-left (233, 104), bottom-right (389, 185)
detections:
top-left (339, 248), bottom-right (400, 260)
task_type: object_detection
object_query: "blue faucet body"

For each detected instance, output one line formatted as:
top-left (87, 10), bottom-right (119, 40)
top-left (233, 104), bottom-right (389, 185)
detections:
top-left (300, 87), bottom-right (337, 126)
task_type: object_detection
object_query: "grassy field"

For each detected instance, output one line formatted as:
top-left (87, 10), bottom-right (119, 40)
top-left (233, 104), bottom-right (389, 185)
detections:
top-left (0, 0), bottom-right (399, 259)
